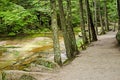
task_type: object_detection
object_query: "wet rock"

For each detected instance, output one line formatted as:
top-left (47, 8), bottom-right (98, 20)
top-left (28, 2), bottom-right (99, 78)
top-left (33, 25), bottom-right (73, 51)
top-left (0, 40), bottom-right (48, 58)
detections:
top-left (27, 64), bottom-right (53, 72)
top-left (34, 58), bottom-right (58, 68)
top-left (19, 74), bottom-right (37, 80)
top-left (0, 47), bottom-right (7, 56)
top-left (0, 41), bottom-right (6, 46)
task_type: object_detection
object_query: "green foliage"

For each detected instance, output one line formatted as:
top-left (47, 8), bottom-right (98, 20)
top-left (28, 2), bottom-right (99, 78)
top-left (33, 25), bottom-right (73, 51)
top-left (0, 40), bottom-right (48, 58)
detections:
top-left (0, 0), bottom-right (118, 36)
top-left (71, 1), bottom-right (80, 27)
top-left (8, 32), bottom-right (16, 36)
top-left (0, 1), bottom-right (37, 35)
top-left (74, 27), bottom-right (81, 32)
top-left (1, 71), bottom-right (7, 80)
top-left (107, 0), bottom-right (117, 22)
top-left (76, 38), bottom-right (83, 49)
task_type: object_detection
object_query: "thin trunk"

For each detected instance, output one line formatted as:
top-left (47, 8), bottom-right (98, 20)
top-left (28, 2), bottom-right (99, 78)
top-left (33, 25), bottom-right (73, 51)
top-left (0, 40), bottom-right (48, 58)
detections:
top-left (79, 0), bottom-right (88, 44)
top-left (50, 0), bottom-right (62, 66)
top-left (98, 0), bottom-right (105, 34)
top-left (58, 0), bottom-right (75, 60)
top-left (117, 0), bottom-right (120, 31)
top-left (94, 0), bottom-right (98, 34)
top-left (85, 0), bottom-right (97, 41)
top-left (91, 0), bottom-right (95, 23)
top-left (113, 23), bottom-right (116, 32)
top-left (66, 0), bottom-right (79, 55)
top-left (104, 0), bottom-right (109, 31)
top-left (85, 2), bottom-right (92, 42)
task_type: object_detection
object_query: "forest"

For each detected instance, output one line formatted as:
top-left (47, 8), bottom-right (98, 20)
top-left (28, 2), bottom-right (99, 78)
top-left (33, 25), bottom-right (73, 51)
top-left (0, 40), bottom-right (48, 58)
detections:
top-left (0, 0), bottom-right (120, 80)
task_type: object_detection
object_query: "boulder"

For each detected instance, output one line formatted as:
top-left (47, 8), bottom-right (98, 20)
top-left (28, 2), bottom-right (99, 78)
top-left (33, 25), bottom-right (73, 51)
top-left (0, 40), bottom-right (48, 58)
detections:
top-left (116, 31), bottom-right (120, 44)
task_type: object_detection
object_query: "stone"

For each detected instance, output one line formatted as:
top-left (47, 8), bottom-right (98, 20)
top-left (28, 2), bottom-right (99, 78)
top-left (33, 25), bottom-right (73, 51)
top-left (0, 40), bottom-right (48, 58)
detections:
top-left (116, 31), bottom-right (120, 44)
top-left (19, 74), bottom-right (37, 80)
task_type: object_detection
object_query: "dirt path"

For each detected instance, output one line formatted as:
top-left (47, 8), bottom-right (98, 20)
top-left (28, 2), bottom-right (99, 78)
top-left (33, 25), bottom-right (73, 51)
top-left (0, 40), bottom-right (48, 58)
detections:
top-left (48, 31), bottom-right (120, 80)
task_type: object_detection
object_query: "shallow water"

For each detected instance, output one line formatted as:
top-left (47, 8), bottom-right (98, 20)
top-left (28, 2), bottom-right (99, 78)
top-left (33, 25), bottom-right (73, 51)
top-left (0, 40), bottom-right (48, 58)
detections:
top-left (0, 32), bottom-right (81, 70)
top-left (0, 33), bottom-right (65, 69)
top-left (0, 33), bottom-right (57, 70)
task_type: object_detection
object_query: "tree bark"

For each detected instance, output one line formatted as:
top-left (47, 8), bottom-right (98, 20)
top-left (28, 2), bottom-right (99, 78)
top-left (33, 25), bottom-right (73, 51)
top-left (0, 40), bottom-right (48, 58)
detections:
top-left (66, 0), bottom-right (79, 55)
top-left (98, 0), bottom-right (105, 34)
top-left (50, 0), bottom-right (62, 66)
top-left (58, 0), bottom-right (76, 60)
top-left (117, 0), bottom-right (120, 31)
top-left (79, 0), bottom-right (88, 44)
top-left (94, 0), bottom-right (98, 34)
top-left (104, 0), bottom-right (109, 31)
top-left (85, 0), bottom-right (97, 41)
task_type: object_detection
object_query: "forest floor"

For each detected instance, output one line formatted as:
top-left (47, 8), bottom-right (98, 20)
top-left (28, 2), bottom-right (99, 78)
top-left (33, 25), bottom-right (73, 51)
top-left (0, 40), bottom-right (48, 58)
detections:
top-left (47, 31), bottom-right (120, 80)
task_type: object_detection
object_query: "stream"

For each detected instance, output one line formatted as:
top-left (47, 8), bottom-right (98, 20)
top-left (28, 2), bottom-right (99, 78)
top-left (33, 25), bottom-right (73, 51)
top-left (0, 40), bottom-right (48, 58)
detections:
top-left (0, 33), bottom-right (67, 70)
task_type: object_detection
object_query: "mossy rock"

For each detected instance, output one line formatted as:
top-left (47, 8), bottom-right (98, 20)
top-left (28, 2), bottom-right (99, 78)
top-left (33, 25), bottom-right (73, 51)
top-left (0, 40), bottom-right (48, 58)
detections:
top-left (34, 58), bottom-right (58, 68)
top-left (116, 31), bottom-right (120, 44)
top-left (19, 74), bottom-right (37, 80)
top-left (0, 46), bottom-right (7, 56)
top-left (1, 71), bottom-right (7, 80)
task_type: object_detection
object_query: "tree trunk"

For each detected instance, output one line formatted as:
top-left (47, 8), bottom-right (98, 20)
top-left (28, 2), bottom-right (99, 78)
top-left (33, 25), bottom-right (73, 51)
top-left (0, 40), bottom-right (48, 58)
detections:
top-left (58, 0), bottom-right (76, 60)
top-left (117, 0), bottom-right (120, 31)
top-left (85, 1), bottom-right (92, 42)
top-left (85, 0), bottom-right (97, 41)
top-left (94, 0), bottom-right (98, 34)
top-left (104, 0), bottom-right (109, 31)
top-left (66, 0), bottom-right (79, 55)
top-left (50, 0), bottom-right (62, 66)
top-left (98, 0), bottom-right (105, 34)
top-left (79, 0), bottom-right (88, 44)
top-left (116, 0), bottom-right (120, 44)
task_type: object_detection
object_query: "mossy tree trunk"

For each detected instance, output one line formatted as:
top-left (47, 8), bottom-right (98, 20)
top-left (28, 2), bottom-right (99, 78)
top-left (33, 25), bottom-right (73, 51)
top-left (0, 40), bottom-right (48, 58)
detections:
top-left (116, 0), bottom-right (120, 44)
top-left (50, 0), bottom-right (62, 66)
top-left (85, 1), bottom-right (92, 42)
top-left (66, 0), bottom-right (79, 55)
top-left (98, 0), bottom-right (105, 34)
top-left (79, 0), bottom-right (88, 44)
top-left (104, 0), bottom-right (109, 31)
top-left (85, 0), bottom-right (97, 41)
top-left (94, 0), bottom-right (98, 35)
top-left (58, 0), bottom-right (77, 60)
top-left (117, 0), bottom-right (120, 31)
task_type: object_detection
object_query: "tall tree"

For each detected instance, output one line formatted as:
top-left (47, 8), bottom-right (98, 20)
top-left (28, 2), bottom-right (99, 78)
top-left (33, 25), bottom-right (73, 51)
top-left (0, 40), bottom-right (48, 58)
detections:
top-left (98, 0), bottom-right (105, 34)
top-left (66, 0), bottom-right (79, 55)
top-left (85, 0), bottom-right (97, 41)
top-left (58, 0), bottom-right (77, 60)
top-left (85, 1), bottom-right (92, 42)
top-left (50, 0), bottom-right (62, 66)
top-left (117, 0), bottom-right (120, 30)
top-left (116, 0), bottom-right (120, 44)
top-left (94, 0), bottom-right (98, 34)
top-left (104, 0), bottom-right (109, 31)
top-left (79, 0), bottom-right (88, 44)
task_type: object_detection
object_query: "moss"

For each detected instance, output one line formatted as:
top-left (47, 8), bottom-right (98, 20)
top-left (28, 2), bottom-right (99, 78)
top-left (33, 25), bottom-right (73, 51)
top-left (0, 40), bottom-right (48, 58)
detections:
top-left (0, 46), bottom-right (7, 56)
top-left (1, 71), bottom-right (7, 80)
top-left (19, 75), bottom-right (37, 80)
top-left (34, 58), bottom-right (58, 68)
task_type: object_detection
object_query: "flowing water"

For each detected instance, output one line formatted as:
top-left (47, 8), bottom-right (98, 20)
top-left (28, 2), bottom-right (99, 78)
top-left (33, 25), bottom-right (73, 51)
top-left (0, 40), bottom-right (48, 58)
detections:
top-left (0, 33), bottom-right (66, 70)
